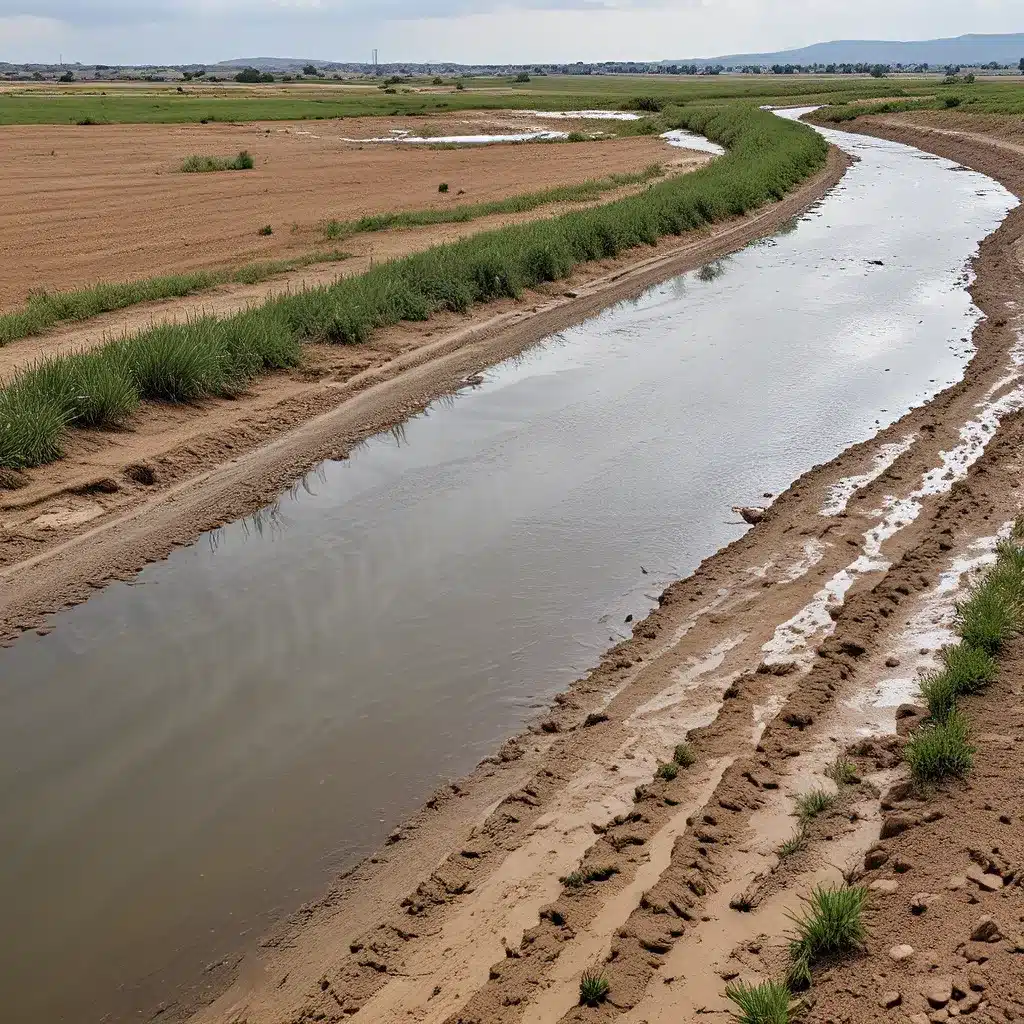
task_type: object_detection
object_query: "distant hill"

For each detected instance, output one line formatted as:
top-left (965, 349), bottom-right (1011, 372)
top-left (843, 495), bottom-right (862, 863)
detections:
top-left (667, 32), bottom-right (1024, 68)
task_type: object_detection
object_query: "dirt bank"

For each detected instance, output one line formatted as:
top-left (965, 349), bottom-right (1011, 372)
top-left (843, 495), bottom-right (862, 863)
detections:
top-left (0, 115), bottom-right (670, 310)
top-left (0, 146), bottom-right (848, 644)
top-left (155, 122), bottom-right (1024, 1024)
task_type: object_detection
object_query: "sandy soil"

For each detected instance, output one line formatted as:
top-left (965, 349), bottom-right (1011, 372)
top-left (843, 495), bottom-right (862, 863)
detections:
top-left (0, 147), bottom-right (847, 641)
top-left (128, 120), bottom-right (1024, 1024)
top-left (0, 115), bottom-right (670, 310)
top-left (0, 148), bottom-right (708, 384)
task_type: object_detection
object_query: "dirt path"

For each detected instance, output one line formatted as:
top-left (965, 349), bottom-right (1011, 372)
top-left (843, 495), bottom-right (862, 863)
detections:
top-left (155, 122), bottom-right (1024, 1024)
top-left (0, 151), bottom-right (706, 383)
top-left (0, 146), bottom-right (847, 643)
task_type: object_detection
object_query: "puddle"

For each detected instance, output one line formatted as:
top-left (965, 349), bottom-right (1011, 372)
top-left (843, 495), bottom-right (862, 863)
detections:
top-left (661, 128), bottom-right (727, 155)
top-left (0, 121), bottom-right (1017, 1022)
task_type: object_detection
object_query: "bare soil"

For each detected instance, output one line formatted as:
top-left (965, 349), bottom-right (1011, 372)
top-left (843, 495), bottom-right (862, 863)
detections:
top-left (0, 114), bottom-right (670, 310)
top-left (145, 120), bottom-right (1023, 1024)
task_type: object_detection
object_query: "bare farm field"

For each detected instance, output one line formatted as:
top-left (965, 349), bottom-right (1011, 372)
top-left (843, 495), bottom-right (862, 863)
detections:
top-left (0, 115), bottom-right (674, 309)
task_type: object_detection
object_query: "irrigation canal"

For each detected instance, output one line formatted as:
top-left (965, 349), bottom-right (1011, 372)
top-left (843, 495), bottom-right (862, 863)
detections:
top-left (0, 115), bottom-right (1016, 1021)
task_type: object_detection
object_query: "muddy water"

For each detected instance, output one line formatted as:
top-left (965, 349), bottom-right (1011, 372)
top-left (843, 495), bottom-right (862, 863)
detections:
top-left (0, 126), bottom-right (1016, 1022)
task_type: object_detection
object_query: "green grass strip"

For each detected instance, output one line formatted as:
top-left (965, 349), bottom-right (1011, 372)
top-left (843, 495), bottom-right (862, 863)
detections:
top-left (0, 251), bottom-right (350, 348)
top-left (0, 105), bottom-right (828, 472)
top-left (322, 164), bottom-right (665, 240)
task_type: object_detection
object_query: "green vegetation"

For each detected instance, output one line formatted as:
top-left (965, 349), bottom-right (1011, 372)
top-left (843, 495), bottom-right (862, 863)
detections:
top-left (794, 788), bottom-right (835, 821)
top-left (0, 105), bottom-right (827, 472)
top-left (257, 224), bottom-right (273, 236)
top-left (322, 165), bottom-right (665, 240)
top-left (0, 313), bottom-right (300, 469)
top-left (579, 967), bottom-right (610, 1006)
top-left (726, 979), bottom-right (793, 1024)
top-left (777, 827), bottom-right (807, 859)
top-left (561, 871), bottom-right (586, 889)
top-left (787, 884), bottom-right (869, 989)
top-left (437, 182), bottom-right (449, 194)
top-left (905, 537), bottom-right (1024, 785)
top-left (825, 757), bottom-right (857, 786)
top-left (0, 252), bottom-right (349, 348)
top-left (673, 741), bottom-right (696, 767)
top-left (656, 761), bottom-right (679, 781)
top-left (955, 558), bottom-right (1023, 654)
top-left (179, 150), bottom-right (254, 173)
top-left (905, 711), bottom-right (975, 784)
top-left (0, 74), bottom-right (990, 127)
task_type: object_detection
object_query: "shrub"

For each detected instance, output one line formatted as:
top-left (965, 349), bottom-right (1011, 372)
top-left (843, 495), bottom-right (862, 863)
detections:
top-left (920, 670), bottom-right (959, 723)
top-left (673, 742), bottom-right (696, 767)
top-left (941, 643), bottom-right (997, 694)
top-left (788, 885), bottom-right (869, 988)
top-left (905, 711), bottom-right (974, 784)
top-left (515, 72), bottom-right (531, 83)
top-left (726, 979), bottom-right (792, 1024)
top-left (180, 150), bottom-right (254, 173)
top-left (562, 871), bottom-right (585, 889)
top-left (656, 761), bottom-right (679, 781)
top-left (944, 96), bottom-right (962, 108)
top-left (438, 182), bottom-right (449, 193)
top-left (626, 96), bottom-right (663, 112)
top-left (579, 967), bottom-right (610, 1006)
top-left (955, 579), bottom-right (1021, 654)
top-left (258, 224), bottom-right (273, 236)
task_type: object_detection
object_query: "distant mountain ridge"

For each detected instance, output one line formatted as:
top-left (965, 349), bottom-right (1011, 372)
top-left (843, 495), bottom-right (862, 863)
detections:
top-left (667, 32), bottom-right (1024, 67)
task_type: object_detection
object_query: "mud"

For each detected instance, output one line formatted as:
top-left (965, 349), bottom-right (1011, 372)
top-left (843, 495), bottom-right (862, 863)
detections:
top-left (171, 120), bottom-right (1024, 1024)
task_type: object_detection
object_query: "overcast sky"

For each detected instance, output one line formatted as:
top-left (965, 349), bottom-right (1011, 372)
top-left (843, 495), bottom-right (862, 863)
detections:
top-left (2, 0), bottom-right (1021, 65)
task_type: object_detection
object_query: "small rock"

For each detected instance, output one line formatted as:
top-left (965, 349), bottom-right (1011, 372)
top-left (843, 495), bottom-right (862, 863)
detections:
top-left (734, 506), bottom-right (766, 525)
top-left (886, 656), bottom-right (902, 668)
top-left (958, 992), bottom-right (983, 1014)
top-left (871, 879), bottom-right (900, 895)
top-left (912, 893), bottom-right (937, 915)
top-left (1008, 933), bottom-right (1024, 953)
top-left (881, 812), bottom-right (920, 839)
top-left (625, 614), bottom-right (633, 623)
top-left (909, 1016), bottom-right (931, 1024)
top-left (970, 917), bottom-right (1002, 943)
top-left (924, 977), bottom-right (953, 1008)
top-left (966, 973), bottom-right (987, 991)
top-left (866, 846), bottom-right (890, 870)
top-left (881, 991), bottom-right (902, 1009)
top-left (948, 875), bottom-right (968, 891)
top-left (889, 944), bottom-right (915, 962)
top-left (961, 942), bottom-right (991, 964)
top-left (929, 1011), bottom-right (949, 1023)
top-left (966, 865), bottom-right (1003, 892)
top-left (893, 856), bottom-right (915, 873)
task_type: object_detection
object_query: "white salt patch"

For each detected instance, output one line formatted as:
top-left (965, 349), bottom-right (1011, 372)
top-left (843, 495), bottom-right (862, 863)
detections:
top-left (819, 435), bottom-right (917, 517)
top-left (522, 110), bottom-right (642, 121)
top-left (660, 129), bottom-right (726, 156)
top-left (762, 331), bottom-right (1024, 665)
top-left (784, 539), bottom-right (829, 582)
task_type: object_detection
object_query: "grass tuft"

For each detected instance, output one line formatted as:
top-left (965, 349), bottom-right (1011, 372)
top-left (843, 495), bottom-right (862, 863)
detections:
top-left (562, 871), bottom-right (586, 889)
top-left (777, 827), bottom-right (807, 860)
top-left (794, 788), bottom-right (835, 821)
top-left (825, 757), bottom-right (857, 786)
top-left (180, 150), bottom-right (254, 173)
top-left (673, 742), bottom-right (697, 767)
top-left (579, 967), bottom-right (610, 1006)
top-left (905, 710), bottom-right (974, 785)
top-left (920, 671), bottom-right (960, 723)
top-left (954, 573), bottom-right (1023, 655)
top-left (656, 761), bottom-right (679, 782)
top-left (725, 979), bottom-right (792, 1024)
top-left (787, 884), bottom-right (869, 989)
